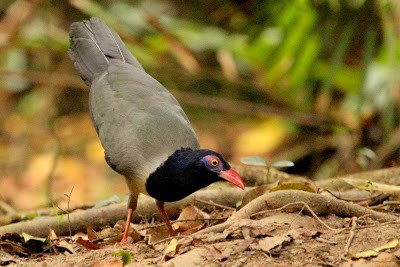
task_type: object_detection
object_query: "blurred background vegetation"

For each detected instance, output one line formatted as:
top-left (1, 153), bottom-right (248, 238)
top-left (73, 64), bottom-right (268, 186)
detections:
top-left (0, 0), bottom-right (399, 211)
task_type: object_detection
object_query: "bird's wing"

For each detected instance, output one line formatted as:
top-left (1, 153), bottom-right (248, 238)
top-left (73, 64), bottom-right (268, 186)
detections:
top-left (69, 17), bottom-right (199, 180)
top-left (91, 60), bottom-right (199, 179)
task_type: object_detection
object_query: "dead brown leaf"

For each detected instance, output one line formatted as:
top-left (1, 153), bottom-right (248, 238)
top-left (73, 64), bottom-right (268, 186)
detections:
top-left (76, 238), bottom-right (101, 250)
top-left (163, 238), bottom-right (180, 261)
top-left (172, 205), bottom-right (210, 234)
top-left (0, 240), bottom-right (29, 257)
top-left (147, 225), bottom-right (170, 244)
top-left (161, 247), bottom-right (208, 267)
top-left (87, 226), bottom-right (98, 240)
top-left (258, 235), bottom-right (293, 252)
top-left (347, 252), bottom-right (400, 267)
top-left (48, 229), bottom-right (58, 242)
top-left (55, 240), bottom-right (76, 254)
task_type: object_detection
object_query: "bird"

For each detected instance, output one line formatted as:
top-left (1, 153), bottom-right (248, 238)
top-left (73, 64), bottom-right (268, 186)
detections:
top-left (68, 17), bottom-right (245, 243)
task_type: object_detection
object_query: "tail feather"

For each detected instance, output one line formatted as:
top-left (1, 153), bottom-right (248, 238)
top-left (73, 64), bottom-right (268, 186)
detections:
top-left (69, 17), bottom-right (143, 86)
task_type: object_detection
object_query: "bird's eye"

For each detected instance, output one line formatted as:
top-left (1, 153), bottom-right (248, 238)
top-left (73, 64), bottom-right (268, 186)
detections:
top-left (210, 159), bottom-right (219, 167)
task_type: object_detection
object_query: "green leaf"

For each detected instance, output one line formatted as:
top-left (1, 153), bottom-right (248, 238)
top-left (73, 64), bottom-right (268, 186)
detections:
top-left (113, 250), bottom-right (132, 266)
top-left (270, 183), bottom-right (317, 193)
top-left (271, 160), bottom-right (295, 168)
top-left (240, 156), bottom-right (269, 166)
top-left (56, 214), bottom-right (64, 225)
top-left (22, 233), bottom-right (47, 243)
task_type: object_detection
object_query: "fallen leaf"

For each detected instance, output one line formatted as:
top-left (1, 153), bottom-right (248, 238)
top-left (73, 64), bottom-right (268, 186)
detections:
top-left (48, 229), bottom-right (58, 242)
top-left (55, 240), bottom-right (76, 254)
top-left (270, 176), bottom-right (318, 193)
top-left (163, 238), bottom-right (180, 261)
top-left (147, 225), bottom-right (170, 244)
top-left (73, 232), bottom-right (88, 241)
top-left (76, 238), bottom-right (101, 250)
top-left (161, 247), bottom-right (208, 267)
top-left (22, 233), bottom-right (47, 243)
top-left (351, 239), bottom-right (399, 259)
top-left (172, 205), bottom-right (210, 234)
top-left (258, 235), bottom-right (293, 252)
top-left (0, 240), bottom-right (29, 257)
top-left (235, 238), bottom-right (254, 254)
top-left (349, 252), bottom-right (400, 267)
top-left (87, 227), bottom-right (99, 241)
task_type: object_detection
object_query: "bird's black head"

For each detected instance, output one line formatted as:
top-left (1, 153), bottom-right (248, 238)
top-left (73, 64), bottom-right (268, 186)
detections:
top-left (146, 148), bottom-right (244, 202)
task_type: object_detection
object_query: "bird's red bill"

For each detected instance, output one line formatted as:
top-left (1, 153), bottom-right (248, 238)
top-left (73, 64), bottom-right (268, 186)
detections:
top-left (219, 169), bottom-right (245, 189)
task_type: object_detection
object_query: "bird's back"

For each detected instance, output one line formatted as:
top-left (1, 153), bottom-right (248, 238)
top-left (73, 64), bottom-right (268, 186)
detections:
top-left (68, 18), bottom-right (199, 182)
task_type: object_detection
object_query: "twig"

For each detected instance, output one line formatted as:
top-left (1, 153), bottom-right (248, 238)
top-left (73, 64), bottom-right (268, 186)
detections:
top-left (316, 237), bottom-right (338, 245)
top-left (137, 217), bottom-right (229, 231)
top-left (150, 234), bottom-right (189, 246)
top-left (250, 201), bottom-right (339, 232)
top-left (341, 217), bottom-right (357, 261)
top-left (194, 198), bottom-right (236, 211)
top-left (63, 187), bottom-right (74, 238)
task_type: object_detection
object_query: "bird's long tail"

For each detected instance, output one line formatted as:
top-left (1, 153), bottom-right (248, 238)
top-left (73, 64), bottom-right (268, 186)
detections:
top-left (68, 17), bottom-right (143, 86)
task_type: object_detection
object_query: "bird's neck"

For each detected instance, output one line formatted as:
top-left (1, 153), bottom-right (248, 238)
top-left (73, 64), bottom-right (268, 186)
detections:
top-left (145, 148), bottom-right (219, 202)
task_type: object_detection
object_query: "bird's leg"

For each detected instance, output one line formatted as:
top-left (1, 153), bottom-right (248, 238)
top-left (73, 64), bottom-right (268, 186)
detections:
top-left (156, 200), bottom-right (176, 236)
top-left (121, 208), bottom-right (133, 244)
top-left (120, 194), bottom-right (138, 244)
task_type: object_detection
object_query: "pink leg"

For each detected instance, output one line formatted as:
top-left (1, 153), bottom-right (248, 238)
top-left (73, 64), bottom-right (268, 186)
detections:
top-left (156, 200), bottom-right (176, 236)
top-left (120, 208), bottom-right (133, 243)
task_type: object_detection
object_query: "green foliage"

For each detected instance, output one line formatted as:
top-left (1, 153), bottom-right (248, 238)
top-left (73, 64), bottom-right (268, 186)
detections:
top-left (241, 156), bottom-right (294, 168)
top-left (113, 250), bottom-right (132, 266)
top-left (1, 0), bottom-right (399, 183)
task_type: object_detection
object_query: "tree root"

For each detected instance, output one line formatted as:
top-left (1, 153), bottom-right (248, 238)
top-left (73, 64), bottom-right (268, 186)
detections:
top-left (0, 186), bottom-right (246, 238)
top-left (193, 190), bottom-right (398, 237)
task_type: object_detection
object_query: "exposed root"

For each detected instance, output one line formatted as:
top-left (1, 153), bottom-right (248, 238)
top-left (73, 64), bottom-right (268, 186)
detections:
top-left (193, 190), bottom-right (397, 238)
top-left (251, 201), bottom-right (339, 231)
top-left (340, 217), bottom-right (357, 261)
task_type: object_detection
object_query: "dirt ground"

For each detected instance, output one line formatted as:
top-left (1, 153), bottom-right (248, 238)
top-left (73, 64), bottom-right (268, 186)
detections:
top-left (2, 209), bottom-right (400, 267)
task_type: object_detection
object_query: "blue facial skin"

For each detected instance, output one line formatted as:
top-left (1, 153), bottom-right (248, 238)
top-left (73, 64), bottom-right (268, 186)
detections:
top-left (200, 155), bottom-right (224, 174)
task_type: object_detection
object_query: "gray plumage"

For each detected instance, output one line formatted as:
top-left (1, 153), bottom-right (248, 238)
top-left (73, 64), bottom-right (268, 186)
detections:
top-left (68, 17), bottom-right (200, 197)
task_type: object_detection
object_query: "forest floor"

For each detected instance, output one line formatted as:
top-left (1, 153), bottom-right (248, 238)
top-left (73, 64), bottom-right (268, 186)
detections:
top-left (1, 204), bottom-right (400, 267)
top-left (2, 168), bottom-right (400, 266)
